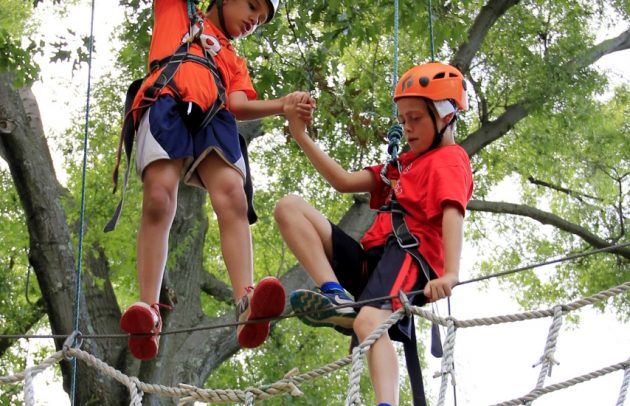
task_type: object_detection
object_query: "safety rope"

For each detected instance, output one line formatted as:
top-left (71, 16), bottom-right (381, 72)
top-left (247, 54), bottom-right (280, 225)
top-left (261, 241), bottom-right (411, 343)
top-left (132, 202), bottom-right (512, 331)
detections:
top-left (187, 0), bottom-right (198, 19)
top-left (69, 0), bottom-right (96, 403)
top-left (427, 0), bottom-right (435, 60)
top-left (2, 241), bottom-right (628, 342)
top-left (1, 282), bottom-right (628, 405)
top-left (392, 0), bottom-right (399, 118)
top-left (456, 240), bottom-right (630, 286)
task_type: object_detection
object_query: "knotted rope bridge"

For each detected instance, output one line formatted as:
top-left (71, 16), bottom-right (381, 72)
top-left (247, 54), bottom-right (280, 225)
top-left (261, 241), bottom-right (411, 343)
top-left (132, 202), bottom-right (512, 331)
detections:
top-left (6, 0), bottom-right (627, 404)
top-left (2, 280), bottom-right (629, 405)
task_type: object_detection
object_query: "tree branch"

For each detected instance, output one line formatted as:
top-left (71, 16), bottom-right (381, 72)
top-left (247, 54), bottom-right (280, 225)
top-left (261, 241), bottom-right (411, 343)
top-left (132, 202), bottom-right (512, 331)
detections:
top-left (459, 29), bottom-right (630, 157)
top-left (460, 102), bottom-right (529, 155)
top-left (452, 0), bottom-right (521, 74)
top-left (200, 272), bottom-right (233, 304)
top-left (467, 199), bottom-right (630, 259)
top-left (527, 176), bottom-right (602, 203)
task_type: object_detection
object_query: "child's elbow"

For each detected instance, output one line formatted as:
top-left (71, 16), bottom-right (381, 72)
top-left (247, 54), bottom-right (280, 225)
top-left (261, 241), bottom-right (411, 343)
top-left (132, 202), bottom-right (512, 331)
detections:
top-left (229, 106), bottom-right (246, 120)
top-left (330, 177), bottom-right (353, 193)
top-left (333, 183), bottom-right (352, 193)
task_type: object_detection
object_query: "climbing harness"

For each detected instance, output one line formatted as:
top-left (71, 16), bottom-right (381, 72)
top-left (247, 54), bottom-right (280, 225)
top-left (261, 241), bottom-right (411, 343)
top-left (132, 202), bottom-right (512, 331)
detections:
top-left (105, 1), bottom-right (230, 232)
top-left (376, 125), bottom-right (443, 406)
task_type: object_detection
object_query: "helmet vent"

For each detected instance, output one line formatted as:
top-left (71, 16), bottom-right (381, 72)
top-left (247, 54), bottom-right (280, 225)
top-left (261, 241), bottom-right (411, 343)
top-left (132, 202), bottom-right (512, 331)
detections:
top-left (419, 76), bottom-right (430, 87)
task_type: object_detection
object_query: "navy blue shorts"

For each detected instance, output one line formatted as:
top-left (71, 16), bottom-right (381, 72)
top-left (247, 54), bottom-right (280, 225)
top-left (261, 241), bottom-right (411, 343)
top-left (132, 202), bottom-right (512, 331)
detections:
top-left (135, 95), bottom-right (257, 224)
top-left (329, 222), bottom-right (434, 310)
top-left (135, 95), bottom-right (247, 188)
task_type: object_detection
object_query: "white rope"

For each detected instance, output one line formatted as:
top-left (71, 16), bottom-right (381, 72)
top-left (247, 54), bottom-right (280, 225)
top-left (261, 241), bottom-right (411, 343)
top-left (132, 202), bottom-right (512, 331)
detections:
top-left (617, 360), bottom-right (630, 406)
top-left (408, 281), bottom-right (630, 329)
top-left (24, 367), bottom-right (35, 406)
top-left (345, 309), bottom-right (405, 405)
top-left (527, 305), bottom-right (563, 405)
top-left (0, 282), bottom-right (628, 405)
top-left (435, 318), bottom-right (457, 406)
top-left (492, 360), bottom-right (630, 406)
top-left (245, 391), bottom-right (254, 405)
top-left (127, 376), bottom-right (143, 406)
top-left (346, 346), bottom-right (365, 406)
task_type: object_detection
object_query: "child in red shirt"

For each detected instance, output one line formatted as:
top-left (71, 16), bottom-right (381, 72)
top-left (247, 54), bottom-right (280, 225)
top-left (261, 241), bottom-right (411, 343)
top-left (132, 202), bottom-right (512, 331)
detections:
top-left (276, 62), bottom-right (473, 405)
top-left (117, 0), bottom-right (314, 360)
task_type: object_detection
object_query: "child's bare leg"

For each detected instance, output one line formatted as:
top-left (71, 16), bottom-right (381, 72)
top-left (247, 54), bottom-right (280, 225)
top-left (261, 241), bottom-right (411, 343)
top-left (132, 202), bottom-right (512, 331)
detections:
top-left (196, 153), bottom-right (252, 300)
top-left (273, 194), bottom-right (337, 284)
top-left (137, 159), bottom-right (184, 304)
top-left (354, 306), bottom-right (399, 405)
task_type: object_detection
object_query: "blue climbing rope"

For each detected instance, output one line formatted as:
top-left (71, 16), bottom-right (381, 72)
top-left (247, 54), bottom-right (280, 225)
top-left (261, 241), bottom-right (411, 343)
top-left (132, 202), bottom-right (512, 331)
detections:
top-left (428, 0), bottom-right (435, 60)
top-left (392, 0), bottom-right (399, 118)
top-left (70, 0), bottom-right (96, 403)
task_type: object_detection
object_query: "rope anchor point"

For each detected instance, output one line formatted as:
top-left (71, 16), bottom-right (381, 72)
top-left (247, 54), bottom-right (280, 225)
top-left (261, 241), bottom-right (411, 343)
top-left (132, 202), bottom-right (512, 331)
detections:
top-left (62, 330), bottom-right (84, 360)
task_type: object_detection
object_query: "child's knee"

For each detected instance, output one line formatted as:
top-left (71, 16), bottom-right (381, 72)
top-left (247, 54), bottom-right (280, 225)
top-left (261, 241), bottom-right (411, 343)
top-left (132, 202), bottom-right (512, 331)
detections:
top-left (353, 310), bottom-right (380, 340)
top-left (143, 187), bottom-right (177, 222)
top-left (273, 194), bottom-right (305, 224)
top-left (212, 181), bottom-right (247, 214)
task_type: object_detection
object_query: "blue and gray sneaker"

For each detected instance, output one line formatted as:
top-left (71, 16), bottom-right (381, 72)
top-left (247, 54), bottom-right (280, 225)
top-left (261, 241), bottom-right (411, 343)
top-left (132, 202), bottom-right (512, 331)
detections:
top-left (290, 289), bottom-right (356, 335)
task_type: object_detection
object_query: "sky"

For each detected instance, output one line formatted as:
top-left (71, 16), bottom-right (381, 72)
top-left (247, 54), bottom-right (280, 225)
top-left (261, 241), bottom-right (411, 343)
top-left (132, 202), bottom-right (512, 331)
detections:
top-left (17, 1), bottom-right (630, 405)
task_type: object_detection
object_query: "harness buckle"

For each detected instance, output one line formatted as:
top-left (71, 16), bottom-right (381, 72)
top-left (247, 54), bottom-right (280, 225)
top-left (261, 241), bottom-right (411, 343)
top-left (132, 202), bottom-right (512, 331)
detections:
top-left (143, 85), bottom-right (161, 103)
top-left (396, 230), bottom-right (419, 249)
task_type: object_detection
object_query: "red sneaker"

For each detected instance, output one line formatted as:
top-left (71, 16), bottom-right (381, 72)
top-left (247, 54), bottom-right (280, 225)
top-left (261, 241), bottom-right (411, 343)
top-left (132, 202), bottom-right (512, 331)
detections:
top-left (120, 302), bottom-right (162, 360)
top-left (236, 277), bottom-right (285, 348)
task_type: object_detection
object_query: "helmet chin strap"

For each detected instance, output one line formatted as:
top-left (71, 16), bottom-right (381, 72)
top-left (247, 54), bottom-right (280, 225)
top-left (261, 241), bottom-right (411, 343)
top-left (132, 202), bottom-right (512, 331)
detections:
top-left (214, 0), bottom-right (234, 40)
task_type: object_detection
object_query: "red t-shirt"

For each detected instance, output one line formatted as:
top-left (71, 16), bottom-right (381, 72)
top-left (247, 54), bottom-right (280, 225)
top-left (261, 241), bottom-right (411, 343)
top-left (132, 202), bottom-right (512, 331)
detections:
top-left (361, 145), bottom-right (473, 277)
top-left (131, 0), bottom-right (257, 119)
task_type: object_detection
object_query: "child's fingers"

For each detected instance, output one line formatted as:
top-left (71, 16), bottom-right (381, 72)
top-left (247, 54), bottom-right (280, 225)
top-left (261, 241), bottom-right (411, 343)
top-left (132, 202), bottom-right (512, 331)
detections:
top-left (296, 106), bottom-right (313, 116)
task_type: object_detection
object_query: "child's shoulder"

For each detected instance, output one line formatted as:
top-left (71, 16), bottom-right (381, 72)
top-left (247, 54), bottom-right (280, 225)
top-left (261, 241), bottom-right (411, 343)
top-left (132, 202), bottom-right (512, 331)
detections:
top-left (433, 144), bottom-right (470, 164)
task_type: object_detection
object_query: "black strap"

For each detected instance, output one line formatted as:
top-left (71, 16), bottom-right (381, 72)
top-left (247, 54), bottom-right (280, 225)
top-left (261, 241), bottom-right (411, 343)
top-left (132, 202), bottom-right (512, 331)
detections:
top-left (143, 42), bottom-right (191, 102)
top-left (105, 37), bottom-right (227, 232)
top-left (387, 192), bottom-right (445, 405)
top-left (390, 196), bottom-right (420, 250)
top-left (403, 318), bottom-right (428, 406)
top-left (104, 78), bottom-right (145, 232)
top-left (389, 192), bottom-right (443, 355)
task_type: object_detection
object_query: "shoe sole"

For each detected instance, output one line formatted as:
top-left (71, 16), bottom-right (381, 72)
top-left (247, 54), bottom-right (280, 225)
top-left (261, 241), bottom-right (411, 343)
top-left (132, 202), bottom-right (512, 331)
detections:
top-left (238, 277), bottom-right (286, 348)
top-left (290, 290), bottom-right (355, 331)
top-left (120, 305), bottom-right (158, 360)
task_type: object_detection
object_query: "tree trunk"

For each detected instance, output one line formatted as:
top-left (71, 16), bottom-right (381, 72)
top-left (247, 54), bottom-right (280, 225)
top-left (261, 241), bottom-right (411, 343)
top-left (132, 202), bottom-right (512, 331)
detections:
top-left (0, 73), bottom-right (128, 404)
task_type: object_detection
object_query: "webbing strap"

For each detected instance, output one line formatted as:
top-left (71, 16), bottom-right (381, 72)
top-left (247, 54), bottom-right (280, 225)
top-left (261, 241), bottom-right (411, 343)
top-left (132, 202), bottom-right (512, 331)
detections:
top-left (105, 28), bottom-right (227, 232)
top-left (387, 192), bottom-right (444, 405)
top-left (104, 79), bottom-right (144, 232)
top-left (403, 320), bottom-right (428, 406)
top-left (144, 42), bottom-right (190, 102)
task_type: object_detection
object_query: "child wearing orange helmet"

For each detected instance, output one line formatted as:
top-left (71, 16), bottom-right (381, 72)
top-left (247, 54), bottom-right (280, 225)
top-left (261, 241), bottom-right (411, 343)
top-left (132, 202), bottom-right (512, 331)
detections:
top-left (114, 0), bottom-right (315, 361)
top-left (276, 62), bottom-right (473, 405)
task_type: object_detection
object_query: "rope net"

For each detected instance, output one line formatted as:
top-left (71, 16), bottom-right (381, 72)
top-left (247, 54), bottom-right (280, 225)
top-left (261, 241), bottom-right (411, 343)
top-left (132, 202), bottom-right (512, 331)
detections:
top-left (1, 282), bottom-right (628, 405)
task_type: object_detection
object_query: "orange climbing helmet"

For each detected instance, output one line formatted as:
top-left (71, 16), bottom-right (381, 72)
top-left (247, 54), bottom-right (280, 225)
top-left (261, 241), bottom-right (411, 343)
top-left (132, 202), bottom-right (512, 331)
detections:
top-left (393, 62), bottom-right (468, 111)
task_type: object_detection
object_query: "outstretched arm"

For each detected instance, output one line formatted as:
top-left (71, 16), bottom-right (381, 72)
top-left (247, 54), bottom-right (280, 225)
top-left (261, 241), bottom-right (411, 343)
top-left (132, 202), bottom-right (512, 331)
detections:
top-left (229, 90), bottom-right (315, 122)
top-left (285, 99), bottom-right (375, 193)
top-left (423, 205), bottom-right (463, 301)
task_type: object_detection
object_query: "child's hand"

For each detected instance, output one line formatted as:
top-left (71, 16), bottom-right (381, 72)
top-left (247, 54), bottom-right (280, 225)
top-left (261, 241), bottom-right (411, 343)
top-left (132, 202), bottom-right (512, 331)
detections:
top-left (285, 103), bottom-right (308, 141)
top-left (423, 273), bottom-right (459, 303)
top-left (283, 91), bottom-right (316, 125)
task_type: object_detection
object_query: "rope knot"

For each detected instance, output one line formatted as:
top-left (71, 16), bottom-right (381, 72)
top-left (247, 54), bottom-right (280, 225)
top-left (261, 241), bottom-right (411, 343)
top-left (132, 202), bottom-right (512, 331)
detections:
top-left (398, 290), bottom-right (413, 317)
top-left (62, 330), bottom-right (83, 360)
top-left (281, 368), bottom-right (304, 397)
